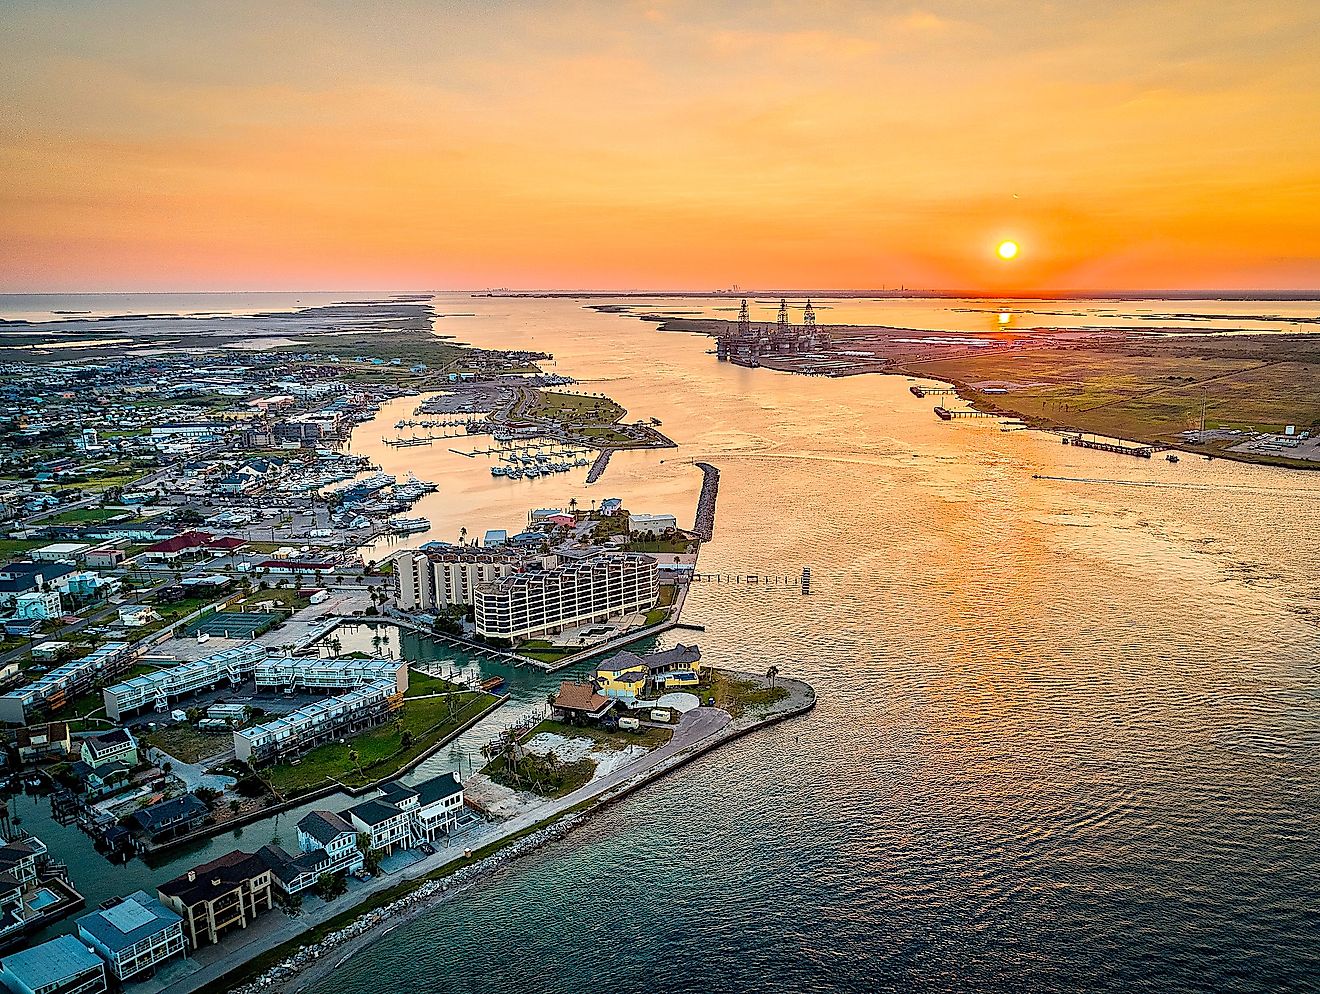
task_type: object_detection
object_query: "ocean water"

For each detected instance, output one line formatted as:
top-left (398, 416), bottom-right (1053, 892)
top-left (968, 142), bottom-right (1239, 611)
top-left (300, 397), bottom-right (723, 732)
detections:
top-left (6, 292), bottom-right (1316, 990)
top-left (316, 295), bottom-right (1320, 994)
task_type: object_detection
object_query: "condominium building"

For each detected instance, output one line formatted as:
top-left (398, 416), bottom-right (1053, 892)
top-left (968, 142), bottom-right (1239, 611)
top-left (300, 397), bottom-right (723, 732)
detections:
top-left (76, 891), bottom-right (187, 982)
top-left (233, 679), bottom-right (404, 764)
top-left (474, 554), bottom-right (658, 641)
top-left (102, 644), bottom-right (268, 721)
top-left (394, 546), bottom-right (539, 611)
top-left (252, 657), bottom-right (406, 695)
top-left (0, 643), bottom-right (133, 725)
top-left (157, 850), bottom-right (273, 949)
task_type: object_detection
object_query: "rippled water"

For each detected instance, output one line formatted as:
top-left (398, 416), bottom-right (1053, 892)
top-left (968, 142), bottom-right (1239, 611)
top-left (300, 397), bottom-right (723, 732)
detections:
top-left (317, 296), bottom-right (1320, 994)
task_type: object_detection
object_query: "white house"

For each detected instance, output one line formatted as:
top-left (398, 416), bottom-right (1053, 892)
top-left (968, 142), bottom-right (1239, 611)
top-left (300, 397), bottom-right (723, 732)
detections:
top-left (347, 798), bottom-right (413, 855)
top-left (295, 810), bottom-right (364, 877)
top-left (14, 590), bottom-right (61, 621)
top-left (80, 728), bottom-right (139, 770)
top-left (628, 512), bottom-right (678, 533)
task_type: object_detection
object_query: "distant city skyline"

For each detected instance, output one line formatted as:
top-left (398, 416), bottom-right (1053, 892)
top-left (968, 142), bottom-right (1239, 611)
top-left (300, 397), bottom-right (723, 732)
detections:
top-left (2, 0), bottom-right (1318, 293)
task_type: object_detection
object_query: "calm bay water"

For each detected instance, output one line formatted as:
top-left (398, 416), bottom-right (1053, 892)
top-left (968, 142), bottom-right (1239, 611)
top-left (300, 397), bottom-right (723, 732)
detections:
top-left (5, 293), bottom-right (1317, 989)
top-left (321, 295), bottom-right (1320, 993)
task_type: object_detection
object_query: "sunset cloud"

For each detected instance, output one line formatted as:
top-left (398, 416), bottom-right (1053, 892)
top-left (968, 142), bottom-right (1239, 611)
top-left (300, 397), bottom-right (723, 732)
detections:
top-left (1, 0), bottom-right (1317, 291)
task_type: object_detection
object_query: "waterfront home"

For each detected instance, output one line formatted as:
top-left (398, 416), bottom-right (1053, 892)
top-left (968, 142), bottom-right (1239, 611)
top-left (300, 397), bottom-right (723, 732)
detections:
top-left (347, 799), bottom-right (413, 856)
top-left (551, 681), bottom-right (615, 724)
top-left (157, 850), bottom-right (274, 949)
top-left (376, 773), bottom-right (466, 841)
top-left (68, 760), bottom-right (132, 800)
top-left (595, 644), bottom-right (704, 700)
top-left (78, 728), bottom-right (138, 770)
top-left (233, 679), bottom-right (403, 765)
top-left (0, 934), bottom-right (107, 994)
top-left (14, 722), bottom-right (71, 763)
top-left (254, 844), bottom-right (330, 897)
top-left (0, 643), bottom-right (133, 725)
top-left (599, 497), bottom-right (623, 516)
top-left (627, 512), bottom-right (678, 534)
top-left (295, 811), bottom-right (363, 877)
top-left (129, 794), bottom-right (209, 843)
top-left (0, 836), bottom-right (46, 888)
top-left (76, 890), bottom-right (186, 982)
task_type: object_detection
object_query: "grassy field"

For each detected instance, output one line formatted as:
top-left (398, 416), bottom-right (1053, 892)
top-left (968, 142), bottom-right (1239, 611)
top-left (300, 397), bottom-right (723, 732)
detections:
top-left (698, 670), bottom-right (788, 719)
top-left (524, 391), bottom-right (624, 427)
top-left (626, 536), bottom-right (695, 554)
top-left (263, 691), bottom-right (495, 797)
top-left (906, 346), bottom-right (1320, 462)
top-left (403, 668), bottom-right (462, 698)
top-left (515, 639), bottom-right (575, 663)
top-left (45, 507), bottom-right (127, 524)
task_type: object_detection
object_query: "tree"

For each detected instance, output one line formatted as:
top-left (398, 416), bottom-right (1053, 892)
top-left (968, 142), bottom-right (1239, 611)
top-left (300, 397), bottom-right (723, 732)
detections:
top-left (766, 665), bottom-right (779, 689)
top-left (459, 526), bottom-right (468, 545)
top-left (316, 871), bottom-right (348, 900)
top-left (357, 832), bottom-right (382, 874)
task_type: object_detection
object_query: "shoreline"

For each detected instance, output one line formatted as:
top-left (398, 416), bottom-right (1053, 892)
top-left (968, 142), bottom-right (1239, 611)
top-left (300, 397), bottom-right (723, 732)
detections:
top-left (202, 673), bottom-right (816, 994)
top-left (642, 314), bottom-right (1320, 471)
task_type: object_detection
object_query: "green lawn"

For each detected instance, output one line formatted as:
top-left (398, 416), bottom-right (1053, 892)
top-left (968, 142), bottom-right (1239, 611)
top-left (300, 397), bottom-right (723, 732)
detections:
top-left (403, 668), bottom-right (462, 698)
top-left (626, 537), bottom-right (695, 554)
top-left (46, 507), bottom-right (126, 524)
top-left (263, 691), bottom-right (495, 797)
top-left (643, 607), bottom-right (670, 627)
top-left (698, 670), bottom-right (788, 718)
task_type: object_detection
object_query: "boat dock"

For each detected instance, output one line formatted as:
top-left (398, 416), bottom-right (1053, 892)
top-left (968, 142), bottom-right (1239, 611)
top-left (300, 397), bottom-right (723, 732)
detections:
top-left (910, 385), bottom-right (957, 397)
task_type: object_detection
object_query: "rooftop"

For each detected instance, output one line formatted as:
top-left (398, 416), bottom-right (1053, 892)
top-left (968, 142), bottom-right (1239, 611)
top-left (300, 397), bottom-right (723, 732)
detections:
top-left (77, 890), bottom-right (181, 952)
top-left (0, 935), bottom-right (103, 987)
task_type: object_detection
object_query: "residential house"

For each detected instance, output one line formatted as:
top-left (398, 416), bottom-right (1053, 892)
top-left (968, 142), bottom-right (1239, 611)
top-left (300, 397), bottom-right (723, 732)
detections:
top-left (0, 562), bottom-right (75, 607)
top-left (116, 605), bottom-right (158, 628)
top-left (295, 811), bottom-right (363, 877)
top-left (76, 890), bottom-right (186, 982)
top-left (594, 644), bottom-right (704, 700)
top-left (551, 681), bottom-right (615, 724)
top-left (14, 591), bottom-right (61, 621)
top-left (346, 799), bottom-right (413, 856)
top-left (0, 935), bottom-right (107, 994)
top-left (130, 795), bottom-right (209, 843)
top-left (380, 774), bottom-right (465, 842)
top-left (156, 850), bottom-right (273, 949)
top-left (627, 512), bottom-right (678, 533)
top-left (14, 723), bottom-right (71, 763)
top-left (79, 729), bottom-right (138, 770)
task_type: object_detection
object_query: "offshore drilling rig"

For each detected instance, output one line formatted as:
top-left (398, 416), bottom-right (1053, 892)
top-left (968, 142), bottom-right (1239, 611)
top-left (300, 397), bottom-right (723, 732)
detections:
top-left (715, 298), bottom-right (830, 365)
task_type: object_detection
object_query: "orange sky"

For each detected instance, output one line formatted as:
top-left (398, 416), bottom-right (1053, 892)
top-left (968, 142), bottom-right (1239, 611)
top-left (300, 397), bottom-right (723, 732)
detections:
top-left (2, 0), bottom-right (1318, 293)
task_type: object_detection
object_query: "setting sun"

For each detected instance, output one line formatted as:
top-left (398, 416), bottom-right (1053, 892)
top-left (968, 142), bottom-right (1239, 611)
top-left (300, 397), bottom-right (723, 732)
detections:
top-left (997, 240), bottom-right (1020, 261)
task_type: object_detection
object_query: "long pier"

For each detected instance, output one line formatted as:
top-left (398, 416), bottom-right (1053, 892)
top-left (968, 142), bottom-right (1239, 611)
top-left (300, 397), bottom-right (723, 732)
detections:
top-left (934, 406), bottom-right (997, 420)
top-left (1062, 434), bottom-right (1156, 458)
top-left (693, 462), bottom-right (720, 541)
top-left (585, 449), bottom-right (614, 484)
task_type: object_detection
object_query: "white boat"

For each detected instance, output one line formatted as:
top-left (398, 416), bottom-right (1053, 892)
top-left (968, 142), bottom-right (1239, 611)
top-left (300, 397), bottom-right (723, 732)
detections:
top-left (389, 516), bottom-right (431, 534)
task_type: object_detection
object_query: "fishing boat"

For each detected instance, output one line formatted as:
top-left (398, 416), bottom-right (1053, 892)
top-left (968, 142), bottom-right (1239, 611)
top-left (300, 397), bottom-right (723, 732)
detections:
top-left (480, 676), bottom-right (506, 692)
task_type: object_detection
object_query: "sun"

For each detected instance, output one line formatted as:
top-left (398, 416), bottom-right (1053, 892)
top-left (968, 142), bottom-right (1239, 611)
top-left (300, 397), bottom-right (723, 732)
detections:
top-left (997, 240), bottom-right (1019, 260)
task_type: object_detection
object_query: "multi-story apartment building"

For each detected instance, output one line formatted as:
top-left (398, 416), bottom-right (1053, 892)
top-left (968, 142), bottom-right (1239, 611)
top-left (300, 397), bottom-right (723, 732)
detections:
top-left (157, 850), bottom-right (273, 949)
top-left (394, 546), bottom-right (542, 611)
top-left (76, 891), bottom-right (187, 982)
top-left (103, 644), bottom-right (268, 721)
top-left (252, 657), bottom-right (405, 695)
top-left (0, 643), bottom-right (133, 725)
top-left (232, 679), bottom-right (404, 764)
top-left (474, 554), bottom-right (658, 641)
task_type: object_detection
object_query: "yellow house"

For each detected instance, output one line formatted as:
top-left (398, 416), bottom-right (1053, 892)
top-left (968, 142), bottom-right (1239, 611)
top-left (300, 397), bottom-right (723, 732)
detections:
top-left (594, 663), bottom-right (648, 700)
top-left (594, 644), bottom-right (704, 700)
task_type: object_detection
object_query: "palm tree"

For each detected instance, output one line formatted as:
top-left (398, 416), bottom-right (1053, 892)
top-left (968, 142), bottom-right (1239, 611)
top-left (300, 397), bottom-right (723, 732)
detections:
top-left (459, 526), bottom-right (468, 546)
top-left (567, 497), bottom-right (578, 515)
top-left (766, 665), bottom-right (780, 689)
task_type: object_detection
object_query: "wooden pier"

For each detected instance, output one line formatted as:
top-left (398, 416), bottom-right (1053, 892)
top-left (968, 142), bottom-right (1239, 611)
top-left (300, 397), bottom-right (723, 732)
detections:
top-left (1062, 434), bottom-right (1156, 458)
top-left (934, 406), bottom-right (997, 420)
top-left (910, 385), bottom-right (957, 398)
